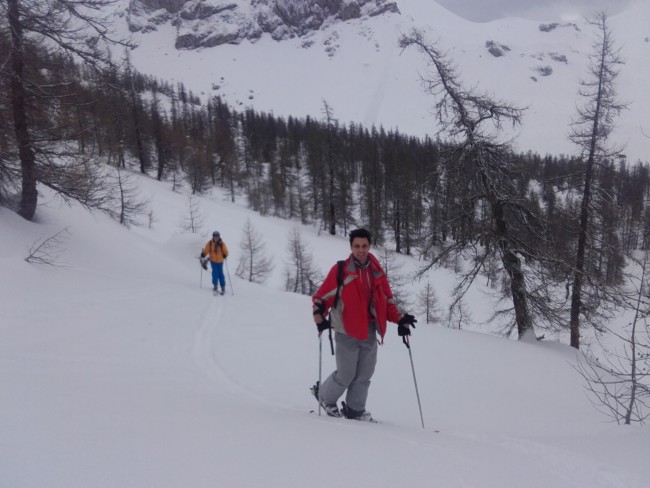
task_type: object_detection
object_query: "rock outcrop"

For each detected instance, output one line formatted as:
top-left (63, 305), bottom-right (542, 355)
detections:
top-left (126, 0), bottom-right (400, 49)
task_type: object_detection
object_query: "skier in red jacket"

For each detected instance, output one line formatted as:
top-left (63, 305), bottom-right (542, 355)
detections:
top-left (311, 228), bottom-right (417, 421)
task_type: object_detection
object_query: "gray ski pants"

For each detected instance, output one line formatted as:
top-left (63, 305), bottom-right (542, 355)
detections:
top-left (319, 325), bottom-right (378, 412)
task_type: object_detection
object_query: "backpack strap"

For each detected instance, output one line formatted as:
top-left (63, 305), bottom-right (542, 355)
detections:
top-left (332, 260), bottom-right (345, 309)
top-left (210, 240), bottom-right (225, 256)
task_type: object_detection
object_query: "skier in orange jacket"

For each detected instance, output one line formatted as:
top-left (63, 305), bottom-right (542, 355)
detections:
top-left (201, 231), bottom-right (229, 295)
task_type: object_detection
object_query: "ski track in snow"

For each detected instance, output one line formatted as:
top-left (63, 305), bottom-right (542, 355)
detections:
top-left (192, 293), bottom-right (287, 410)
top-left (190, 296), bottom-right (644, 488)
top-left (455, 431), bottom-right (644, 488)
top-left (191, 296), bottom-right (623, 488)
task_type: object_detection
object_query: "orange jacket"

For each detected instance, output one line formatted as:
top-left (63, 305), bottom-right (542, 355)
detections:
top-left (313, 253), bottom-right (402, 341)
top-left (202, 239), bottom-right (229, 264)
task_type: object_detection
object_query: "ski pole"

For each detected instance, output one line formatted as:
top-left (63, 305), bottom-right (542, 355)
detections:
top-left (318, 333), bottom-right (323, 416)
top-left (225, 259), bottom-right (234, 295)
top-left (403, 335), bottom-right (425, 429)
top-left (200, 258), bottom-right (203, 289)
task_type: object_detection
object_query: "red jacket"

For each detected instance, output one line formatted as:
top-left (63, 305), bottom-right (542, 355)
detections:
top-left (313, 253), bottom-right (402, 341)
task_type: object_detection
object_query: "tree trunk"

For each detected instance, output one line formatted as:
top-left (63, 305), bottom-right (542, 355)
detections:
top-left (494, 201), bottom-right (534, 339)
top-left (569, 47), bottom-right (601, 350)
top-left (8, 0), bottom-right (38, 221)
top-left (569, 187), bottom-right (590, 349)
top-left (130, 90), bottom-right (147, 174)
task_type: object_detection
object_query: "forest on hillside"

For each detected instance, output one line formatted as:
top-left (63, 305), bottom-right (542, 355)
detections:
top-left (2, 35), bottom-right (648, 251)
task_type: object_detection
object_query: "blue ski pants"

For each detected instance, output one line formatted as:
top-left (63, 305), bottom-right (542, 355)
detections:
top-left (210, 261), bottom-right (226, 289)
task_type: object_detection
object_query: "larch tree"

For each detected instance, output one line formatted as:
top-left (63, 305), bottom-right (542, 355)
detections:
top-left (284, 228), bottom-right (321, 295)
top-left (180, 194), bottom-right (203, 234)
top-left (2, 0), bottom-right (131, 221)
top-left (576, 242), bottom-right (650, 424)
top-left (400, 29), bottom-right (554, 340)
top-left (322, 100), bottom-right (339, 235)
top-left (568, 11), bottom-right (627, 349)
top-left (417, 280), bottom-right (442, 325)
top-left (113, 167), bottom-right (149, 228)
top-left (236, 218), bottom-right (274, 284)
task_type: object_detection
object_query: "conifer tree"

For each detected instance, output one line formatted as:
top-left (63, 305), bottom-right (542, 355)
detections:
top-left (180, 194), bottom-right (203, 234)
top-left (113, 167), bottom-right (149, 228)
top-left (2, 0), bottom-right (131, 220)
top-left (284, 228), bottom-right (321, 295)
top-left (417, 281), bottom-right (442, 325)
top-left (568, 11), bottom-right (627, 349)
top-left (236, 218), bottom-right (274, 284)
top-left (400, 29), bottom-right (545, 340)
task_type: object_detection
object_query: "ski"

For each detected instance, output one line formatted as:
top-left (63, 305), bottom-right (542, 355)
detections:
top-left (308, 409), bottom-right (379, 423)
top-left (308, 409), bottom-right (442, 431)
top-left (309, 383), bottom-right (378, 423)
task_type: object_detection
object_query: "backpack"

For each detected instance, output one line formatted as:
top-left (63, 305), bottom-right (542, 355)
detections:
top-left (332, 260), bottom-right (345, 308)
top-left (323, 260), bottom-right (345, 356)
top-left (210, 240), bottom-right (225, 255)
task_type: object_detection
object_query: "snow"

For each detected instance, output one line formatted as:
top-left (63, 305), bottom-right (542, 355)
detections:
top-left (2, 172), bottom-right (649, 488)
top-left (115, 0), bottom-right (650, 162)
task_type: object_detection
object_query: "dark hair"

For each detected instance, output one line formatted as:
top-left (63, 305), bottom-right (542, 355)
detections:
top-left (349, 228), bottom-right (372, 245)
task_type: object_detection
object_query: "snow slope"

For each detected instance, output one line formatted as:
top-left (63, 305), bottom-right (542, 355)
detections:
top-left (116, 0), bottom-right (650, 162)
top-left (1, 172), bottom-right (648, 487)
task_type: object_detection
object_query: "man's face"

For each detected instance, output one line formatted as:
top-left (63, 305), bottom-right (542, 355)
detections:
top-left (350, 237), bottom-right (371, 263)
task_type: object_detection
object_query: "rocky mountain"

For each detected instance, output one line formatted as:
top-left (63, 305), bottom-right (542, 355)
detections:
top-left (126, 0), bottom-right (400, 49)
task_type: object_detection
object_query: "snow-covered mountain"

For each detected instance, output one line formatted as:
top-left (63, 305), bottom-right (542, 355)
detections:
top-left (115, 0), bottom-right (649, 162)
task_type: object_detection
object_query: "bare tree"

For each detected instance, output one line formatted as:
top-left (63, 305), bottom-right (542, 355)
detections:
top-left (568, 11), bottom-right (628, 349)
top-left (376, 246), bottom-right (412, 312)
top-left (447, 296), bottom-right (471, 330)
top-left (576, 245), bottom-right (650, 424)
top-left (180, 194), bottom-right (203, 234)
top-left (284, 228), bottom-right (321, 295)
top-left (147, 209), bottom-right (157, 229)
top-left (322, 100), bottom-right (338, 235)
top-left (2, 0), bottom-right (131, 221)
top-left (236, 218), bottom-right (274, 283)
top-left (24, 227), bottom-right (70, 266)
top-left (124, 52), bottom-right (149, 174)
top-left (113, 167), bottom-right (149, 227)
top-left (416, 280), bottom-right (442, 325)
top-left (400, 29), bottom-right (550, 340)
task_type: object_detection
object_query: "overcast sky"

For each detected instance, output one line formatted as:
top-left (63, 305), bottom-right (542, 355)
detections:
top-left (434, 0), bottom-right (642, 22)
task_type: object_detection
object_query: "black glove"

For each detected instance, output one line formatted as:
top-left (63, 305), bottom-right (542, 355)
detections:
top-left (313, 302), bottom-right (330, 333)
top-left (200, 256), bottom-right (208, 270)
top-left (200, 252), bottom-right (206, 258)
top-left (397, 314), bottom-right (417, 336)
top-left (317, 318), bottom-right (331, 333)
top-left (397, 324), bottom-right (411, 337)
